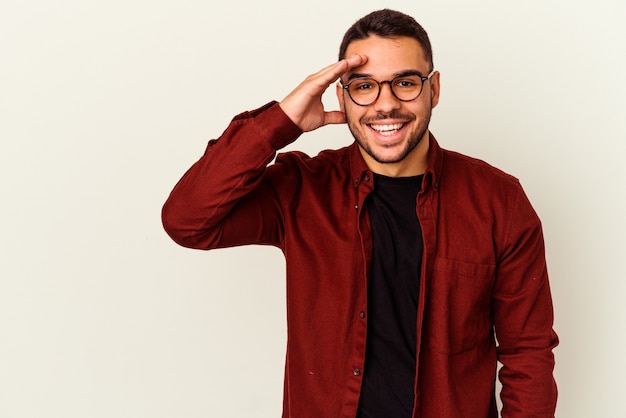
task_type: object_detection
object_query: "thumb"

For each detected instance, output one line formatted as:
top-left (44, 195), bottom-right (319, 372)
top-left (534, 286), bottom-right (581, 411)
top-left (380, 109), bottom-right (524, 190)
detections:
top-left (323, 110), bottom-right (347, 126)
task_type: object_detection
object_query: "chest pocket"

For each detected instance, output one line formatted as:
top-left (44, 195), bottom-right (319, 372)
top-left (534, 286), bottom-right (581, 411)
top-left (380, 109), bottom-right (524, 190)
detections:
top-left (424, 257), bottom-right (496, 355)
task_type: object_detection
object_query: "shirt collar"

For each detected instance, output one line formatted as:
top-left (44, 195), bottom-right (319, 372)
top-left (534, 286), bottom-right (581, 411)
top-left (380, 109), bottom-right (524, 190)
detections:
top-left (424, 132), bottom-right (443, 191)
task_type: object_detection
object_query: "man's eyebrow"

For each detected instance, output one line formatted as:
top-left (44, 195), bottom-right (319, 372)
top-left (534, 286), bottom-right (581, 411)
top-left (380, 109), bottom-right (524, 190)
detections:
top-left (395, 69), bottom-right (426, 78)
top-left (346, 72), bottom-right (373, 82)
top-left (346, 70), bottom-right (426, 82)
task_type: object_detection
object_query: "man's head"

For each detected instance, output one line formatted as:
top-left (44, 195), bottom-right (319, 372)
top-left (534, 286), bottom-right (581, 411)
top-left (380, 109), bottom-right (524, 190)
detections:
top-left (339, 9), bottom-right (433, 72)
top-left (336, 10), bottom-right (440, 177)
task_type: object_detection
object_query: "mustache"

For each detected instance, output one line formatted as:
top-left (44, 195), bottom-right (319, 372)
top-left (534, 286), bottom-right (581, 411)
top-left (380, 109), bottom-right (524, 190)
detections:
top-left (361, 111), bottom-right (416, 124)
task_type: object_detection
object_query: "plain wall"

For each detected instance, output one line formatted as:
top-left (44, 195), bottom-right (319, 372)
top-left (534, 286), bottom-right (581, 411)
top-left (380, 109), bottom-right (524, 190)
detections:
top-left (1, 1), bottom-right (625, 417)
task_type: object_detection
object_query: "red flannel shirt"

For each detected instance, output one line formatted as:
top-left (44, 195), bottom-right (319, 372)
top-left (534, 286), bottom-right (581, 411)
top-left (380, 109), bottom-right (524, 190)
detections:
top-left (162, 102), bottom-right (558, 417)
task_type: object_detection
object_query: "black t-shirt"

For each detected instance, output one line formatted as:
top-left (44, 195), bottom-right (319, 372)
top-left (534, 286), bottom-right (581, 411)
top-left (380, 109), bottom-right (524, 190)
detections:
top-left (357, 173), bottom-right (424, 418)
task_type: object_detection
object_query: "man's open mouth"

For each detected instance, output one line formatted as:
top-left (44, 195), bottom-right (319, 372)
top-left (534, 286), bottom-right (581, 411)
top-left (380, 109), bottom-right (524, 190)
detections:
top-left (369, 123), bottom-right (405, 137)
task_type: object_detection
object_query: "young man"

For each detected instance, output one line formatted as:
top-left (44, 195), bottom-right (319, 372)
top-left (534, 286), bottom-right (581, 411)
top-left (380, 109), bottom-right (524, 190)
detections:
top-left (162, 9), bottom-right (558, 418)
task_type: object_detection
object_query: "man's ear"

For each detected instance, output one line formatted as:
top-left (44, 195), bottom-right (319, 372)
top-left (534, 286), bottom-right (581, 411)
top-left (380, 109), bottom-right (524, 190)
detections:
top-left (336, 82), bottom-right (346, 113)
top-left (430, 71), bottom-right (441, 109)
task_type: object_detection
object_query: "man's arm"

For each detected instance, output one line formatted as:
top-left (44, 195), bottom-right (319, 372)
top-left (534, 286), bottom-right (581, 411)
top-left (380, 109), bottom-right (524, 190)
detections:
top-left (161, 102), bottom-right (301, 249)
top-left (493, 185), bottom-right (558, 417)
top-left (161, 55), bottom-right (368, 249)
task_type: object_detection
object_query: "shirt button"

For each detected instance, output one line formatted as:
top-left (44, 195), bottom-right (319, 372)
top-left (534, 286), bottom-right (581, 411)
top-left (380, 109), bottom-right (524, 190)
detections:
top-left (353, 368), bottom-right (361, 376)
top-left (359, 311), bottom-right (366, 318)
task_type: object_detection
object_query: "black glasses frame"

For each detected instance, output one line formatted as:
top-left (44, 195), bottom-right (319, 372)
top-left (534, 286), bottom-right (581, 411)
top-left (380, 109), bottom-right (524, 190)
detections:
top-left (341, 70), bottom-right (436, 106)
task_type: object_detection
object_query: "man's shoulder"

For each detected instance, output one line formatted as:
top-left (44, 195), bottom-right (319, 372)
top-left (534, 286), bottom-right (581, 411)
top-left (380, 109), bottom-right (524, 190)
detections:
top-left (437, 148), bottom-right (538, 223)
top-left (275, 144), bottom-right (354, 173)
top-left (441, 148), bottom-right (520, 186)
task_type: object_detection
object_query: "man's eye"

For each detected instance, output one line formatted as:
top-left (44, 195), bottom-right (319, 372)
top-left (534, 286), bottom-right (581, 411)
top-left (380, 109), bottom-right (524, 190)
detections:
top-left (352, 81), bottom-right (375, 91)
top-left (395, 79), bottom-right (417, 88)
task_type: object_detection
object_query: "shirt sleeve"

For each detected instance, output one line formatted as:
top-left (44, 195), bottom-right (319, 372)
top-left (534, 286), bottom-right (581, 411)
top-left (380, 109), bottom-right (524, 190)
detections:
top-left (161, 101), bottom-right (303, 250)
top-left (492, 184), bottom-right (559, 417)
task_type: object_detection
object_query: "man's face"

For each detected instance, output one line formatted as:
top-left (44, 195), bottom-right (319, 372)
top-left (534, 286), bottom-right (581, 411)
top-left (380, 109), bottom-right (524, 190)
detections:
top-left (336, 35), bottom-right (440, 177)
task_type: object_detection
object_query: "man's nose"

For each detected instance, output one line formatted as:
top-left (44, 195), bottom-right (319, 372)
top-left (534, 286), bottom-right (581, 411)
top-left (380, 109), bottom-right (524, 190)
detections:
top-left (373, 81), bottom-right (401, 112)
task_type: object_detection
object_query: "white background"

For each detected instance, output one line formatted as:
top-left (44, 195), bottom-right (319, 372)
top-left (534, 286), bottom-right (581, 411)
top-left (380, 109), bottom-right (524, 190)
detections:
top-left (1, 1), bottom-right (625, 417)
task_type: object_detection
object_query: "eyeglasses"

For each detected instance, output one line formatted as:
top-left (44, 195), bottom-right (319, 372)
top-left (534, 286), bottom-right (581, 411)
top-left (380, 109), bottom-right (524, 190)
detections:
top-left (341, 70), bottom-right (435, 106)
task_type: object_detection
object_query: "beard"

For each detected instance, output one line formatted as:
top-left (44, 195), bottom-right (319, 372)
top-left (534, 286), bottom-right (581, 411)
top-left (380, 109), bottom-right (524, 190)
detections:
top-left (346, 107), bottom-right (432, 165)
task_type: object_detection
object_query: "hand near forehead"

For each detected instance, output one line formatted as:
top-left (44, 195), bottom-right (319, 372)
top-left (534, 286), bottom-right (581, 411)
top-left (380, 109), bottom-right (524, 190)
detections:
top-left (279, 55), bottom-right (367, 132)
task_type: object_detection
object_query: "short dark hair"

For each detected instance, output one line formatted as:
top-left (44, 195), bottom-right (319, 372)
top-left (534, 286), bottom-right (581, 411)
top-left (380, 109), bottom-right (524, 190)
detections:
top-left (338, 9), bottom-right (433, 70)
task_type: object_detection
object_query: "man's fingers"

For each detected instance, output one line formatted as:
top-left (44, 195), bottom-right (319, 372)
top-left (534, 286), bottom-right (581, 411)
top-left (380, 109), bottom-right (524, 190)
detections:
top-left (312, 55), bottom-right (368, 89)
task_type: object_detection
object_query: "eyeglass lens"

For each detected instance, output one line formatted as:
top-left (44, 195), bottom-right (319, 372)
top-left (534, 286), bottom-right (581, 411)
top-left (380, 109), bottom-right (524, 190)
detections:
top-left (347, 75), bottom-right (425, 106)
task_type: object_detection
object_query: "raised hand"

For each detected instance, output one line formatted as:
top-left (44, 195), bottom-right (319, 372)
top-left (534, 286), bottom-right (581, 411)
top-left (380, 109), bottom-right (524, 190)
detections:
top-left (279, 55), bottom-right (367, 132)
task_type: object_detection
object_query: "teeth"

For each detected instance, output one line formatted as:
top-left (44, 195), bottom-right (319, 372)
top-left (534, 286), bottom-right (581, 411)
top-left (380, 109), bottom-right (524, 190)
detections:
top-left (370, 123), bottom-right (403, 136)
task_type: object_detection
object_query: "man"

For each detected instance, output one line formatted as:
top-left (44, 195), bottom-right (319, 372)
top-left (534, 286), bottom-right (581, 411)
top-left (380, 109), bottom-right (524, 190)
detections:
top-left (162, 9), bottom-right (558, 418)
